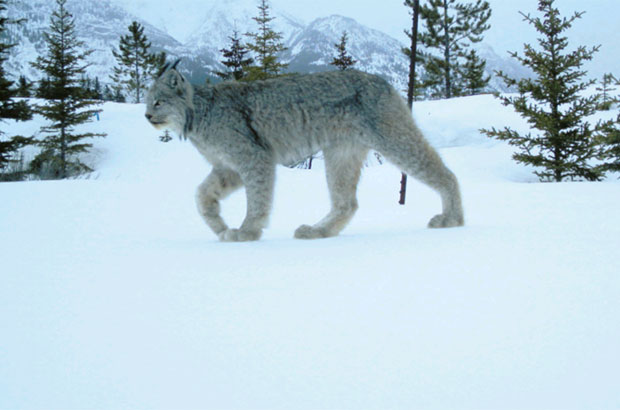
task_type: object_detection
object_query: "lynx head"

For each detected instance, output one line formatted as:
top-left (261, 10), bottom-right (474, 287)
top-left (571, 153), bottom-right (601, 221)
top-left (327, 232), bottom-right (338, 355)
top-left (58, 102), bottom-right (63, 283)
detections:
top-left (145, 59), bottom-right (195, 138)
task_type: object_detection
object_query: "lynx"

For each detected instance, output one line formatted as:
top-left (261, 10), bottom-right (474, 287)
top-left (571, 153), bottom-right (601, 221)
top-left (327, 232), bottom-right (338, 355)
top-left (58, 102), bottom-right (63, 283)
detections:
top-left (145, 61), bottom-right (464, 241)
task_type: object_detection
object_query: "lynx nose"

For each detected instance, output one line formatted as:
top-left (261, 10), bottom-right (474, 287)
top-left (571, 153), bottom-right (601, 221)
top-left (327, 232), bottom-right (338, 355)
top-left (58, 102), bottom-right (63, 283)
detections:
top-left (145, 113), bottom-right (153, 121)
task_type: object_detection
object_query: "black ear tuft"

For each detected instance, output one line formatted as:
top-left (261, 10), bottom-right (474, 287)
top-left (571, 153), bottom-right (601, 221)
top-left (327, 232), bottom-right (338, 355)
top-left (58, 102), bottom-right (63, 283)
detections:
top-left (157, 62), bottom-right (170, 78)
top-left (157, 58), bottom-right (182, 79)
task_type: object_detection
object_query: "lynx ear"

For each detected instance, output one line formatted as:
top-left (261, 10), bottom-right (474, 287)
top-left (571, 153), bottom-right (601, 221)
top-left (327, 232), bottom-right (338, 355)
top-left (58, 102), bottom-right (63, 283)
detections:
top-left (167, 69), bottom-right (186, 90)
top-left (157, 58), bottom-right (182, 78)
top-left (164, 68), bottom-right (192, 101)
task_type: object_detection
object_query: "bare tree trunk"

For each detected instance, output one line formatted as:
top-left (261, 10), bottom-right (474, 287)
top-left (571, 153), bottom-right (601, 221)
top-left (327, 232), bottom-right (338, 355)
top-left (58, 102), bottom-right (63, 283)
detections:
top-left (442, 0), bottom-right (452, 99)
top-left (400, 0), bottom-right (420, 205)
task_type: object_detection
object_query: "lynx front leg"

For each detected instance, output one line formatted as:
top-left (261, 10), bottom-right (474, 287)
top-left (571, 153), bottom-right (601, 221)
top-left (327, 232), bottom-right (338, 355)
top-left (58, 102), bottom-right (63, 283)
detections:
top-left (196, 167), bottom-right (243, 236)
top-left (218, 161), bottom-right (276, 242)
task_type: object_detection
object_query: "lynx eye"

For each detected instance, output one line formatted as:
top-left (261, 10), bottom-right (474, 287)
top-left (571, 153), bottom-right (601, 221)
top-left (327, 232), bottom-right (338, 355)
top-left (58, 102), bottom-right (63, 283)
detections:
top-left (154, 100), bottom-right (163, 107)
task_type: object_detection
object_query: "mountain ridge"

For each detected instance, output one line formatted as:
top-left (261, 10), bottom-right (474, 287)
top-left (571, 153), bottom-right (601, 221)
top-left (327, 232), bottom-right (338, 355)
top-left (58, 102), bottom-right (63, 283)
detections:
top-left (4, 0), bottom-right (524, 93)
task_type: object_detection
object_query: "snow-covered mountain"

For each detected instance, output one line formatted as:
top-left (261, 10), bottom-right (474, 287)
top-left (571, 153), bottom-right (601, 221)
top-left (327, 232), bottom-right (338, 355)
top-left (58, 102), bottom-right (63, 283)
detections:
top-left (4, 0), bottom-right (525, 91)
top-left (181, 0), bottom-right (305, 78)
top-left (284, 15), bottom-right (411, 92)
top-left (4, 0), bottom-right (191, 81)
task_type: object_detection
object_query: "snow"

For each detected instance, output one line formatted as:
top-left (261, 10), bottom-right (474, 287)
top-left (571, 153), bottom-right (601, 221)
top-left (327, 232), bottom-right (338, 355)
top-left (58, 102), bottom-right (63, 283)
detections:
top-left (1, 95), bottom-right (620, 409)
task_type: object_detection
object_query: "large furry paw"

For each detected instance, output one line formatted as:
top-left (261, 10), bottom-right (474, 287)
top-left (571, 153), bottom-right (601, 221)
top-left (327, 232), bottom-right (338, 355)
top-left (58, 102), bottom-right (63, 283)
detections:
top-left (294, 224), bottom-right (331, 240)
top-left (427, 213), bottom-right (464, 229)
top-left (218, 228), bottom-right (262, 242)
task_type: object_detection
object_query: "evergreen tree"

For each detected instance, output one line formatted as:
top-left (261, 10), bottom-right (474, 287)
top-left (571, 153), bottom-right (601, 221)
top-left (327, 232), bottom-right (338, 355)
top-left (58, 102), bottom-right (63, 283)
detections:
top-left (112, 86), bottom-right (126, 103)
top-left (596, 73), bottom-right (618, 110)
top-left (330, 31), bottom-right (357, 71)
top-left (15, 75), bottom-right (33, 97)
top-left (0, 0), bottom-right (33, 172)
top-left (92, 76), bottom-right (102, 100)
top-left (102, 84), bottom-right (112, 101)
top-left (35, 77), bottom-right (53, 99)
top-left (215, 29), bottom-right (254, 81)
top-left (111, 21), bottom-right (165, 103)
top-left (419, 0), bottom-right (491, 98)
top-left (460, 48), bottom-right (490, 95)
top-left (79, 76), bottom-right (93, 98)
top-left (78, 76), bottom-right (102, 100)
top-left (245, 0), bottom-right (288, 81)
top-left (599, 116), bottom-right (620, 175)
top-left (481, 0), bottom-right (612, 182)
top-left (30, 0), bottom-right (105, 179)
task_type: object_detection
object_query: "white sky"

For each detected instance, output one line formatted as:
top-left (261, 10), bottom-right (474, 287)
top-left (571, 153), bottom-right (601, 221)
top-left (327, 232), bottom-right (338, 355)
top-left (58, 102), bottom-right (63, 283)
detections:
top-left (272, 0), bottom-right (615, 52)
top-left (276, 0), bottom-right (619, 78)
top-left (116, 0), bottom-right (619, 78)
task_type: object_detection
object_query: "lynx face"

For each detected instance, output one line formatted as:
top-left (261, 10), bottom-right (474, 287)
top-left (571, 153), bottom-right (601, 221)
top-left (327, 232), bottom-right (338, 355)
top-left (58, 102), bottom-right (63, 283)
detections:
top-left (145, 64), bottom-right (194, 136)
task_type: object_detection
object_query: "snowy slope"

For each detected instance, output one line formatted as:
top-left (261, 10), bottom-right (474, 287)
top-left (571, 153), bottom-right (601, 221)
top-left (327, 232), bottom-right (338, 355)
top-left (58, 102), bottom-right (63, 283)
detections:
top-left (4, 0), bottom-right (189, 82)
top-left (5, 0), bottom-right (524, 91)
top-left (184, 0), bottom-right (306, 61)
top-left (285, 15), bottom-right (411, 92)
top-left (1, 95), bottom-right (619, 409)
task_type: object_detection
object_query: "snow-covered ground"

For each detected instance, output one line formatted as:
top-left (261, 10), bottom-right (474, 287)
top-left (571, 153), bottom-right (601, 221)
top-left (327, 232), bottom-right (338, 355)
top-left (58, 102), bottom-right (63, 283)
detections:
top-left (1, 95), bottom-right (619, 409)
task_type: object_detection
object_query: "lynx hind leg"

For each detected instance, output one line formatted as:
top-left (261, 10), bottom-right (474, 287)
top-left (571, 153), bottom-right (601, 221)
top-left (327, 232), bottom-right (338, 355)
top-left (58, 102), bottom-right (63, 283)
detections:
top-left (294, 145), bottom-right (368, 239)
top-left (375, 119), bottom-right (464, 228)
top-left (196, 167), bottom-right (243, 236)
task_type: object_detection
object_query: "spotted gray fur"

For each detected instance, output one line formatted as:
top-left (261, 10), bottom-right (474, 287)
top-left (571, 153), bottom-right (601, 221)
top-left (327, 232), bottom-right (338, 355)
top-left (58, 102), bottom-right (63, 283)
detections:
top-left (145, 64), bottom-right (464, 241)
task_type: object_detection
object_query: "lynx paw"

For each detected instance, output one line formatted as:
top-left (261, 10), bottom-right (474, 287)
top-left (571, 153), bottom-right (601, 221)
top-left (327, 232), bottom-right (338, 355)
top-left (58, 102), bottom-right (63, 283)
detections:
top-left (294, 224), bottom-right (330, 240)
top-left (427, 213), bottom-right (464, 229)
top-left (218, 228), bottom-right (262, 242)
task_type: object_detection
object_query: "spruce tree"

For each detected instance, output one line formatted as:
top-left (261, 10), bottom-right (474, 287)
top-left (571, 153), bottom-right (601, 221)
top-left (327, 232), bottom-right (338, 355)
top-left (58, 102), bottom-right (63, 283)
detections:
top-left (481, 0), bottom-right (612, 182)
top-left (0, 0), bottom-right (33, 172)
top-left (30, 0), bottom-right (105, 179)
top-left (599, 117), bottom-right (620, 175)
top-left (596, 73), bottom-right (618, 110)
top-left (36, 77), bottom-right (53, 99)
top-left (245, 0), bottom-right (288, 81)
top-left (419, 0), bottom-right (491, 98)
top-left (215, 30), bottom-right (254, 81)
top-left (330, 31), bottom-right (357, 71)
top-left (111, 21), bottom-right (165, 103)
top-left (460, 48), bottom-right (490, 95)
top-left (92, 77), bottom-right (102, 100)
top-left (15, 75), bottom-right (33, 97)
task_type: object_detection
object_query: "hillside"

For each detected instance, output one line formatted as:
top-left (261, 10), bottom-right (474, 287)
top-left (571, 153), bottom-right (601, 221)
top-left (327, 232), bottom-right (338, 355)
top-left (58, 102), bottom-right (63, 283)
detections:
top-left (1, 94), bottom-right (619, 408)
top-left (4, 0), bottom-right (525, 89)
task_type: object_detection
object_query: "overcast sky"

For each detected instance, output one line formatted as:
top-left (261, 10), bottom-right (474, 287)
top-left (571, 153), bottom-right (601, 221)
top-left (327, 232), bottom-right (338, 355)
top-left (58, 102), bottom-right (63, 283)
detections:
top-left (279, 0), bottom-right (618, 78)
top-left (273, 0), bottom-right (615, 52)
top-left (116, 0), bottom-right (619, 78)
